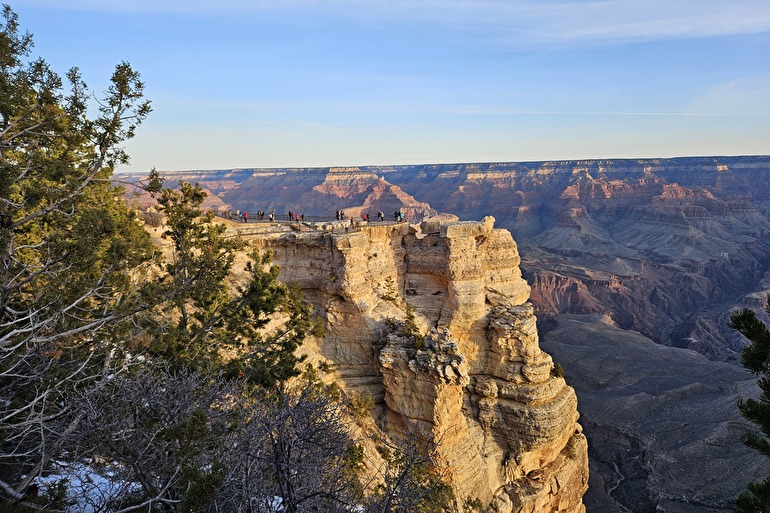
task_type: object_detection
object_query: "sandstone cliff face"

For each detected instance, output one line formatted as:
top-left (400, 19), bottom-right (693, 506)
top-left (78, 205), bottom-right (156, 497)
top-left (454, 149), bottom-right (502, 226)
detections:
top-left (247, 217), bottom-right (588, 512)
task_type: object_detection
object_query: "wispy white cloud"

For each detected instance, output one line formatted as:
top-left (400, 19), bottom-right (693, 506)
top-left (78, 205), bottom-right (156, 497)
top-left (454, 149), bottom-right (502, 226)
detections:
top-left (686, 75), bottom-right (770, 116)
top-left (22, 0), bottom-right (770, 42)
top-left (542, 0), bottom-right (770, 41)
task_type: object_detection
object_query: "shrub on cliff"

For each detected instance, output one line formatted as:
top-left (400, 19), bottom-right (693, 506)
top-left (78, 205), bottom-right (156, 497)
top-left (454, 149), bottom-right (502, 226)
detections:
top-left (729, 297), bottom-right (770, 512)
top-left (138, 173), bottom-right (317, 388)
top-left (66, 368), bottom-right (455, 512)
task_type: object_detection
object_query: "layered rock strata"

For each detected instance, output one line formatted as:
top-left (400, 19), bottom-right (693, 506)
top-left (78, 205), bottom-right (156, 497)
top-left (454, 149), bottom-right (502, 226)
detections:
top-left (122, 156), bottom-right (770, 361)
top-left (249, 217), bottom-right (588, 512)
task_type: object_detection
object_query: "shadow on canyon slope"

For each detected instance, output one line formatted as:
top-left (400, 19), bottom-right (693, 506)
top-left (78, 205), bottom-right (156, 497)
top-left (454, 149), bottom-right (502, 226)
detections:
top-left (539, 314), bottom-right (770, 513)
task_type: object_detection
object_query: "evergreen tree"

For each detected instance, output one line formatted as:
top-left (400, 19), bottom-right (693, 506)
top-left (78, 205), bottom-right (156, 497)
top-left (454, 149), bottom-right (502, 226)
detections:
top-left (140, 176), bottom-right (315, 388)
top-left (729, 296), bottom-right (770, 513)
top-left (0, 4), bottom-right (154, 501)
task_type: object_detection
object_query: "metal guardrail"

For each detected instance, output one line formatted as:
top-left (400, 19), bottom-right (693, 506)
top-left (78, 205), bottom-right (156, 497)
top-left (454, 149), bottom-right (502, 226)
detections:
top-left (213, 213), bottom-right (408, 238)
top-left (215, 212), bottom-right (406, 225)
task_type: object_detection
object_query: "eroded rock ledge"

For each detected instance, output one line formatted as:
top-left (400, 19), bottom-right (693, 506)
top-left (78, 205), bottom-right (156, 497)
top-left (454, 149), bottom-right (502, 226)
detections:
top-left (248, 216), bottom-right (588, 512)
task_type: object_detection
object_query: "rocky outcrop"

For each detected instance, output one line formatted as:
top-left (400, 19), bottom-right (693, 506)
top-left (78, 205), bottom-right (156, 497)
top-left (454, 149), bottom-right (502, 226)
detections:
top-left (246, 217), bottom-right (588, 512)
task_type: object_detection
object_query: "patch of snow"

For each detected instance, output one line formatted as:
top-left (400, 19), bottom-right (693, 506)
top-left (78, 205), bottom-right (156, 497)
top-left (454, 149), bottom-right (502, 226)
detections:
top-left (34, 461), bottom-right (139, 513)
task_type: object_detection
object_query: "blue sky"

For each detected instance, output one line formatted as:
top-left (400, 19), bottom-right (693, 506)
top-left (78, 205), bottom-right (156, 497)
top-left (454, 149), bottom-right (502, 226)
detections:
top-left (13, 0), bottom-right (770, 172)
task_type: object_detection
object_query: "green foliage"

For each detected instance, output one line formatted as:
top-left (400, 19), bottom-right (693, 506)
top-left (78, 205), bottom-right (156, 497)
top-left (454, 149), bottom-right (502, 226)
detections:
top-left (326, 381), bottom-right (343, 401)
top-left (404, 303), bottom-right (426, 349)
top-left (379, 277), bottom-right (399, 302)
top-left (464, 496), bottom-right (486, 512)
top-left (318, 359), bottom-right (335, 373)
top-left (384, 316), bottom-right (399, 331)
top-left (0, 4), bottom-right (155, 498)
top-left (227, 282), bottom-right (313, 388)
top-left (376, 443), bottom-right (393, 461)
top-left (729, 296), bottom-right (770, 512)
top-left (140, 179), bottom-right (313, 388)
top-left (552, 362), bottom-right (565, 378)
top-left (403, 303), bottom-right (419, 335)
top-left (344, 443), bottom-right (366, 473)
top-left (731, 302), bottom-right (770, 376)
top-left (0, 4), bottom-right (154, 346)
top-left (178, 460), bottom-right (227, 513)
top-left (349, 391), bottom-right (375, 419)
top-left (735, 476), bottom-right (770, 513)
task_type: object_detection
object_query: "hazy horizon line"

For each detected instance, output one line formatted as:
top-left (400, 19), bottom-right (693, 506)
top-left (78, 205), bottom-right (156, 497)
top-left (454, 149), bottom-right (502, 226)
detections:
top-left (116, 153), bottom-right (770, 175)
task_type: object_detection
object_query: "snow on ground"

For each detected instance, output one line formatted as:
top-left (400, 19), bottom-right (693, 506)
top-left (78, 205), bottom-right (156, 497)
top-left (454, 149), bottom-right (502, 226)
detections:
top-left (34, 461), bottom-right (139, 513)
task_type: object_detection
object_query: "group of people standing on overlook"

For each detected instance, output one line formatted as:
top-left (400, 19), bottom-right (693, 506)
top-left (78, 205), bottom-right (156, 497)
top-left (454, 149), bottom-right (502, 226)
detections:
top-left (338, 210), bottom-right (404, 222)
top-left (224, 209), bottom-right (277, 222)
top-left (220, 208), bottom-right (407, 224)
